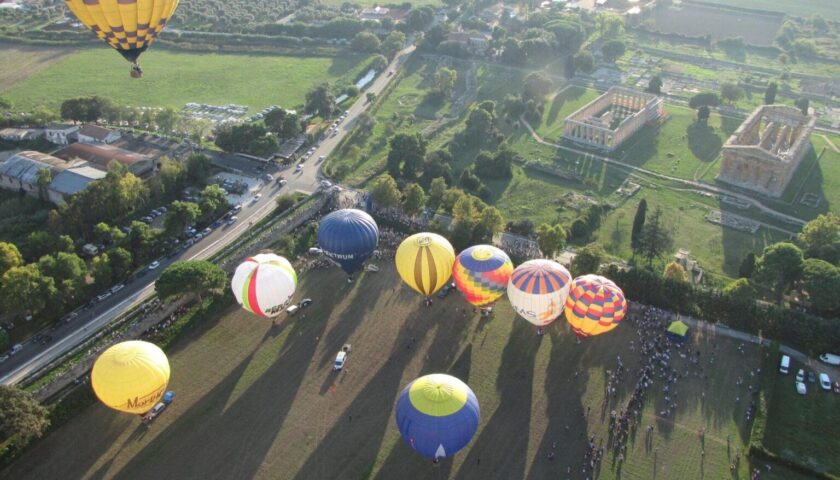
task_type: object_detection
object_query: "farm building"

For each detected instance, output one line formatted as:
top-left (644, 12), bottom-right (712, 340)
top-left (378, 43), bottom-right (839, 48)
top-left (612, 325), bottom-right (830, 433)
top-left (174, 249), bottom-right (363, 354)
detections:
top-left (44, 124), bottom-right (80, 145)
top-left (717, 105), bottom-right (815, 198)
top-left (76, 124), bottom-right (121, 144)
top-left (0, 150), bottom-right (105, 204)
top-left (562, 86), bottom-right (663, 153)
top-left (0, 127), bottom-right (43, 142)
top-left (54, 142), bottom-right (155, 177)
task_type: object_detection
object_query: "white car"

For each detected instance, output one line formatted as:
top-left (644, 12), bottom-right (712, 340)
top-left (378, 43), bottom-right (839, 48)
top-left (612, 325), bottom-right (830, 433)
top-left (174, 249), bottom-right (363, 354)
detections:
top-left (296, 164), bottom-right (303, 171)
top-left (110, 284), bottom-right (125, 294)
top-left (820, 353), bottom-right (840, 366)
top-left (820, 373), bottom-right (832, 391)
top-left (10, 344), bottom-right (23, 355)
top-left (334, 351), bottom-right (347, 371)
top-left (796, 381), bottom-right (807, 395)
top-left (252, 194), bottom-right (262, 202)
top-left (148, 261), bottom-right (160, 270)
top-left (796, 369), bottom-right (805, 383)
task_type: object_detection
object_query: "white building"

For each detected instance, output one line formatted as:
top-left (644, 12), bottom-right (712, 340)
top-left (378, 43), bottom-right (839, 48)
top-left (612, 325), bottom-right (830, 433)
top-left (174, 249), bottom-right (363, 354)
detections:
top-left (45, 124), bottom-right (80, 145)
top-left (76, 124), bottom-right (121, 144)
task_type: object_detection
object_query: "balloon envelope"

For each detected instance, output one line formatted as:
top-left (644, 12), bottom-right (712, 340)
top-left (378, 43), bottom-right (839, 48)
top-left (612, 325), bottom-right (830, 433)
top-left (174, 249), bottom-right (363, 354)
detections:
top-left (395, 374), bottom-right (480, 460)
top-left (64, 0), bottom-right (178, 64)
top-left (507, 259), bottom-right (572, 326)
top-left (231, 254), bottom-right (297, 318)
top-left (452, 245), bottom-right (513, 306)
top-left (564, 274), bottom-right (627, 337)
top-left (317, 209), bottom-right (379, 275)
top-left (91, 341), bottom-right (170, 414)
top-left (395, 233), bottom-right (455, 296)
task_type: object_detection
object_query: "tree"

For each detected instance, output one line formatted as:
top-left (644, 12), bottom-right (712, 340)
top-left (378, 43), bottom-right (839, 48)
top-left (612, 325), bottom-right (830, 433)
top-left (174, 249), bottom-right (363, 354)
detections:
top-left (764, 81), bottom-right (778, 105)
top-left (165, 201), bottom-right (200, 236)
top-left (405, 6), bottom-right (434, 31)
top-left (23, 231), bottom-right (74, 262)
top-left (434, 67), bottom-right (458, 99)
top-left (371, 175), bottom-right (401, 209)
top-left (573, 51), bottom-right (595, 73)
top-left (186, 153), bottom-right (212, 185)
top-left (426, 177), bottom-right (447, 212)
top-left (386, 132), bottom-right (427, 179)
top-left (663, 261), bottom-right (688, 282)
top-left (263, 108), bottom-right (300, 140)
top-left (109, 247), bottom-right (133, 279)
top-left (720, 82), bottom-right (745, 104)
top-left (155, 157), bottom-right (186, 199)
top-left (402, 183), bottom-right (426, 217)
top-left (722, 278), bottom-right (756, 299)
top-left (366, 92), bottom-right (376, 103)
top-left (795, 98), bottom-right (809, 116)
top-left (697, 105), bottom-right (711, 122)
top-left (536, 223), bottom-right (566, 258)
top-left (754, 242), bottom-right (804, 301)
top-left (798, 213), bottom-right (840, 264)
top-left (0, 242), bottom-right (23, 277)
top-left (35, 168), bottom-right (52, 203)
top-left (199, 185), bottom-right (229, 220)
top-left (275, 194), bottom-right (297, 212)
top-left (0, 265), bottom-right (58, 317)
top-left (688, 92), bottom-right (720, 109)
top-left (739, 252), bottom-right (756, 278)
top-left (124, 221), bottom-right (156, 264)
top-left (522, 72), bottom-right (553, 102)
top-left (630, 199), bottom-right (647, 253)
top-left (155, 260), bottom-right (227, 302)
top-left (0, 386), bottom-right (49, 444)
top-left (572, 243), bottom-right (606, 276)
top-left (801, 258), bottom-right (840, 314)
top-left (38, 252), bottom-right (85, 286)
top-left (637, 206), bottom-right (673, 267)
top-left (305, 84), bottom-right (336, 118)
top-left (380, 30), bottom-right (406, 59)
top-left (352, 31), bottom-right (381, 52)
top-left (155, 107), bottom-right (179, 133)
top-left (601, 40), bottom-right (626, 62)
top-left (645, 75), bottom-right (663, 95)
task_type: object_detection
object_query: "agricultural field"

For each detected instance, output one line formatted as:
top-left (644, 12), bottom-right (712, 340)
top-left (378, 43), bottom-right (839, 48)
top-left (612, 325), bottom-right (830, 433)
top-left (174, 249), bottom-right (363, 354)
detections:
top-left (0, 42), bottom-right (76, 92)
top-left (0, 266), bottom-right (812, 480)
top-left (699, 0), bottom-right (840, 21)
top-left (319, 0), bottom-right (441, 6)
top-left (648, 3), bottom-right (783, 46)
top-left (1, 48), bottom-right (373, 111)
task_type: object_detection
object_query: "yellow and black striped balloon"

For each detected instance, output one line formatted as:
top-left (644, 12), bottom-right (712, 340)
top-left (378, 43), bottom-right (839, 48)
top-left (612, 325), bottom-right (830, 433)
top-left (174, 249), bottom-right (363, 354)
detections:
top-left (395, 233), bottom-right (455, 297)
top-left (64, 0), bottom-right (179, 75)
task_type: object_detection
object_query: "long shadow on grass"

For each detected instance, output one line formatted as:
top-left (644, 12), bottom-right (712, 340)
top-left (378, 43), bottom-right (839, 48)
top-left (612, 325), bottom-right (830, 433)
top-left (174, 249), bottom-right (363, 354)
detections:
top-left (292, 299), bottom-right (470, 480)
top-left (109, 279), bottom-right (344, 479)
top-left (687, 122), bottom-right (723, 162)
top-left (454, 319), bottom-right (540, 480)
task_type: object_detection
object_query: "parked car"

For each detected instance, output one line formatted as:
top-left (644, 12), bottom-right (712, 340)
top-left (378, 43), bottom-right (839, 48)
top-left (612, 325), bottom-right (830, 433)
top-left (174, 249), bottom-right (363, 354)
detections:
top-left (162, 390), bottom-right (175, 404)
top-left (142, 402), bottom-right (167, 423)
top-left (299, 298), bottom-right (312, 308)
top-left (296, 164), bottom-right (303, 171)
top-left (286, 305), bottom-right (299, 316)
top-left (819, 353), bottom-right (840, 366)
top-left (0, 354), bottom-right (8, 363)
top-left (63, 312), bottom-right (79, 323)
top-left (808, 371), bottom-right (817, 383)
top-left (834, 382), bottom-right (840, 394)
top-left (110, 284), bottom-right (125, 294)
top-left (148, 260), bottom-right (160, 270)
top-left (252, 194), bottom-right (262, 202)
top-left (796, 369), bottom-right (805, 382)
top-left (10, 344), bottom-right (23, 355)
top-left (334, 344), bottom-right (351, 371)
top-left (796, 381), bottom-right (807, 395)
top-left (820, 373), bottom-right (831, 391)
top-left (96, 291), bottom-right (112, 302)
top-left (779, 355), bottom-right (790, 374)
top-left (202, 227), bottom-right (212, 236)
top-left (227, 216), bottom-right (238, 225)
top-left (278, 179), bottom-right (287, 186)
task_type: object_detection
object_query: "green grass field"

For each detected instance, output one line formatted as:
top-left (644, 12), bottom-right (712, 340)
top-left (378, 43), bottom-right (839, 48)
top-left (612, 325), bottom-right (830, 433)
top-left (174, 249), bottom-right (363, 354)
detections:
top-left (320, 0), bottom-right (441, 6)
top-left (1, 48), bottom-right (372, 111)
top-left (0, 266), bottom-right (813, 479)
top-left (698, 0), bottom-right (840, 20)
top-left (534, 86), bottom-right (600, 141)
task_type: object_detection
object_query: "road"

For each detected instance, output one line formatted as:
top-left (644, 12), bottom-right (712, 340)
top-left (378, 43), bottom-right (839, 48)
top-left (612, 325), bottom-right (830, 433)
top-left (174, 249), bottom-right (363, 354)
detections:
top-left (0, 44), bottom-right (416, 386)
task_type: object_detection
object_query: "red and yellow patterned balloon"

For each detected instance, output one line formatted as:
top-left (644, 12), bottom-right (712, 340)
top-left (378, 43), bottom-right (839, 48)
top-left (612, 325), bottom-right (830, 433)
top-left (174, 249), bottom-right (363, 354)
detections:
top-left (564, 275), bottom-right (627, 337)
top-left (452, 245), bottom-right (513, 307)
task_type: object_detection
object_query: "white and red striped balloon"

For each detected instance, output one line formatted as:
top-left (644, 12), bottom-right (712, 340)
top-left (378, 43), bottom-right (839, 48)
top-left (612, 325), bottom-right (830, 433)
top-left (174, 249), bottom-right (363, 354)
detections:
top-left (231, 254), bottom-right (297, 318)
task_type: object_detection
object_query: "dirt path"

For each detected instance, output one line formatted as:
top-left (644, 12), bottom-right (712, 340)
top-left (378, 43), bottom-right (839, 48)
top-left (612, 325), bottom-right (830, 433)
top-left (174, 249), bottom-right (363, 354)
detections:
top-left (820, 134), bottom-right (840, 154)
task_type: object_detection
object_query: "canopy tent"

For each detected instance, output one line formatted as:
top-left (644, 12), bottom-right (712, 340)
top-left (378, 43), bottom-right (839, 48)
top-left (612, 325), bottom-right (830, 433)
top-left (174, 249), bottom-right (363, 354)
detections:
top-left (666, 320), bottom-right (689, 342)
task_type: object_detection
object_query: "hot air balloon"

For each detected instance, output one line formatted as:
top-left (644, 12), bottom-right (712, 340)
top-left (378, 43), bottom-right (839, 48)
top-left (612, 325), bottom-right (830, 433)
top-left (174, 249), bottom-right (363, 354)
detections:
top-left (91, 340), bottom-right (170, 415)
top-left (507, 259), bottom-right (572, 327)
top-left (231, 253), bottom-right (297, 318)
top-left (564, 274), bottom-right (627, 337)
top-left (395, 233), bottom-right (455, 297)
top-left (452, 245), bottom-right (513, 307)
top-left (395, 374), bottom-right (479, 461)
top-left (63, 0), bottom-right (179, 78)
top-left (316, 209), bottom-right (379, 278)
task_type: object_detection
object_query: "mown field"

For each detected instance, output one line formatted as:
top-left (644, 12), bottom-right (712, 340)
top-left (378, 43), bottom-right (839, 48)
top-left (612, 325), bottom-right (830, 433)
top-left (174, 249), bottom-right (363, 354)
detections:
top-left (699, 0), bottom-right (840, 20)
top-left (0, 42), bottom-right (76, 92)
top-left (1, 47), bottom-right (373, 110)
top-left (0, 266), bottom-right (813, 480)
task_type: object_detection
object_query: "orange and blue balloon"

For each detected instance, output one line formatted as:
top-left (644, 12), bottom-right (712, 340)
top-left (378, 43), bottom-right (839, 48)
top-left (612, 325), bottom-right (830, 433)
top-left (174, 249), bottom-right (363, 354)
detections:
top-left (452, 245), bottom-right (513, 306)
top-left (564, 274), bottom-right (627, 337)
top-left (395, 374), bottom-right (479, 461)
top-left (507, 259), bottom-right (571, 326)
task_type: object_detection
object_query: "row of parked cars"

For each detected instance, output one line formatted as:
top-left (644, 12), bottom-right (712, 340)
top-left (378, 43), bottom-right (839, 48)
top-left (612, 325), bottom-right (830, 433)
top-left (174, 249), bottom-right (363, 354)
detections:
top-left (140, 206), bottom-right (168, 224)
top-left (780, 354), bottom-right (840, 394)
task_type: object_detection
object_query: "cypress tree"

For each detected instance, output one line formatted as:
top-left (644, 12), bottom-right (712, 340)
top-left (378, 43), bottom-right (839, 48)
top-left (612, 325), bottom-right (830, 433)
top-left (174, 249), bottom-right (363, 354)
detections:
top-left (631, 199), bottom-right (647, 252)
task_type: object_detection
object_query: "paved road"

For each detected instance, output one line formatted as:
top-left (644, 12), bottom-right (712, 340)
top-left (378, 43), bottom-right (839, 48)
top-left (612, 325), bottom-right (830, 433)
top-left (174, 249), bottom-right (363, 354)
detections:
top-left (0, 44), bottom-right (416, 386)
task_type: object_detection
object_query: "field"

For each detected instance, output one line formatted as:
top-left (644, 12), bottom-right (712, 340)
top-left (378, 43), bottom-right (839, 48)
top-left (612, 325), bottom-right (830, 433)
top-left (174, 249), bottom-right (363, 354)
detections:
top-left (648, 3), bottom-right (783, 46)
top-left (1, 48), bottom-right (373, 111)
top-left (319, 0), bottom-right (440, 6)
top-left (699, 0), bottom-right (840, 20)
top-left (1, 266), bottom-right (816, 480)
top-left (0, 42), bottom-right (76, 92)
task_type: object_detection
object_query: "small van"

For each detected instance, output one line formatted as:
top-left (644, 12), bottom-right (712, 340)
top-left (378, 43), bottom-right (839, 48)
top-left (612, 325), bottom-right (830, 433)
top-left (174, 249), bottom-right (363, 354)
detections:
top-left (286, 305), bottom-right (300, 315)
top-left (779, 354), bottom-right (791, 374)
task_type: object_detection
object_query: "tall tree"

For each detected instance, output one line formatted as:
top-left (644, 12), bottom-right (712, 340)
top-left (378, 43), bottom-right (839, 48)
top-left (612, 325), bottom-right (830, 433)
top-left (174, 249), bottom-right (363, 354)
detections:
top-left (305, 84), bottom-right (336, 118)
top-left (720, 82), bottom-right (745, 104)
top-left (401, 183), bottom-right (426, 217)
top-left (801, 258), bottom-right (840, 314)
top-left (155, 260), bottom-right (227, 302)
top-left (764, 81), bottom-right (778, 104)
top-left (646, 75), bottom-right (663, 95)
top-left (0, 242), bottom-right (23, 277)
top-left (601, 40), bottom-right (626, 62)
top-left (697, 105), bottom-right (711, 122)
top-left (426, 177), bottom-right (447, 212)
top-left (536, 223), bottom-right (566, 258)
top-left (0, 265), bottom-right (58, 317)
top-left (630, 199), bottom-right (647, 253)
top-left (637, 206), bottom-right (673, 267)
top-left (165, 201), bottom-right (200, 236)
top-left (351, 31), bottom-right (381, 52)
top-left (0, 386), bottom-right (49, 444)
top-left (199, 185), bottom-right (229, 220)
top-left (798, 213), bottom-right (840, 264)
top-left (753, 242), bottom-right (804, 302)
top-left (795, 98), bottom-right (809, 115)
top-left (434, 67), bottom-right (458, 99)
top-left (572, 243), bottom-right (606, 277)
top-left (738, 252), bottom-right (756, 278)
top-left (186, 153), bottom-right (212, 186)
top-left (386, 132), bottom-right (427, 180)
top-left (370, 175), bottom-right (401, 209)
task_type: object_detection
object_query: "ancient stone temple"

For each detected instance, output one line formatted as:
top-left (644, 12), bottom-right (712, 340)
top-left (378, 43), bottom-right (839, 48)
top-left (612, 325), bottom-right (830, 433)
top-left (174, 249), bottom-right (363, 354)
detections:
top-left (717, 105), bottom-right (815, 198)
top-left (562, 86), bottom-right (663, 152)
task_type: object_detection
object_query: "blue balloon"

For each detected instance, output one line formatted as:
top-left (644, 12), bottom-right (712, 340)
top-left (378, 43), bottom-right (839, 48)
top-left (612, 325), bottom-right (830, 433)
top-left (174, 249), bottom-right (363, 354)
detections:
top-left (317, 209), bottom-right (379, 275)
top-left (395, 374), bottom-right (480, 460)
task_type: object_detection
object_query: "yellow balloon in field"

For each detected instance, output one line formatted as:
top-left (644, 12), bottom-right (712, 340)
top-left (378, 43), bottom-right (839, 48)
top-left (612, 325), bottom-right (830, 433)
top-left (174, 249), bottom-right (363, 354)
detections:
top-left (91, 341), bottom-right (170, 415)
top-left (63, 0), bottom-right (180, 77)
top-left (395, 233), bottom-right (455, 297)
